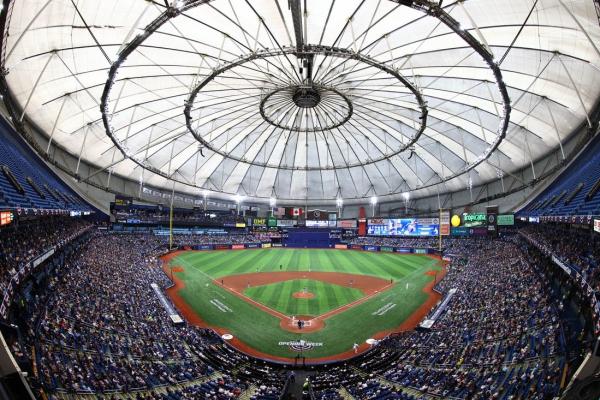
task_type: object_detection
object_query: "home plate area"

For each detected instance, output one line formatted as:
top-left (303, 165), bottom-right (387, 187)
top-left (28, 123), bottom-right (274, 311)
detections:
top-left (280, 315), bottom-right (325, 333)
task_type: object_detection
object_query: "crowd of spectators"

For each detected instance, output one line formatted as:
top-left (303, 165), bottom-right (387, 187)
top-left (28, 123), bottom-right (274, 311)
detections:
top-left (169, 233), bottom-right (268, 246)
top-left (311, 237), bottom-right (575, 399)
top-left (3, 221), bottom-right (595, 400)
top-left (348, 236), bottom-right (439, 248)
top-left (14, 232), bottom-right (284, 398)
top-left (0, 216), bottom-right (92, 294)
top-left (347, 236), bottom-right (487, 256)
top-left (113, 206), bottom-right (243, 227)
top-left (521, 224), bottom-right (600, 291)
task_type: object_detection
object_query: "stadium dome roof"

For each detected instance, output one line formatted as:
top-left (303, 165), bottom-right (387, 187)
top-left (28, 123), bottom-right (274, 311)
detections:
top-left (2, 0), bottom-right (600, 204)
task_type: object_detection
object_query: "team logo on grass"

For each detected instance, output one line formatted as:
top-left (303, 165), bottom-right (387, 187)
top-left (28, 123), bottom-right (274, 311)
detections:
top-left (278, 340), bottom-right (323, 352)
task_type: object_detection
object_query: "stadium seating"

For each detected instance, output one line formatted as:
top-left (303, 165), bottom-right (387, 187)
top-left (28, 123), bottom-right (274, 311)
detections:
top-left (0, 119), bottom-right (90, 211)
top-left (519, 134), bottom-right (600, 218)
top-left (1, 225), bottom-right (589, 400)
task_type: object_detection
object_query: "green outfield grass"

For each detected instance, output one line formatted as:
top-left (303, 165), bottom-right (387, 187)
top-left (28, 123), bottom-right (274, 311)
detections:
top-left (169, 248), bottom-right (441, 360)
top-left (244, 279), bottom-right (364, 316)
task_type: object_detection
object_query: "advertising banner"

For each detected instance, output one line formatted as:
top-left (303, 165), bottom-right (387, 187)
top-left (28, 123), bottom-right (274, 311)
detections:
top-left (306, 210), bottom-right (329, 220)
top-left (0, 211), bottom-right (14, 226)
top-left (365, 246), bottom-right (378, 251)
top-left (497, 214), bottom-right (515, 226)
top-left (267, 217), bottom-right (277, 227)
top-left (380, 246), bottom-right (394, 252)
top-left (594, 219), bottom-right (600, 233)
top-left (395, 248), bottom-right (412, 253)
top-left (451, 227), bottom-right (470, 236)
top-left (253, 218), bottom-right (267, 226)
top-left (471, 227), bottom-right (488, 236)
top-left (462, 213), bottom-right (486, 227)
top-left (337, 219), bottom-right (357, 228)
top-left (277, 219), bottom-right (295, 227)
top-left (334, 244), bottom-right (348, 249)
top-left (262, 243), bottom-right (272, 248)
top-left (246, 243), bottom-right (260, 248)
top-left (351, 244), bottom-right (363, 250)
top-left (231, 244), bottom-right (245, 250)
top-left (197, 245), bottom-right (212, 250)
top-left (215, 244), bottom-right (229, 250)
top-left (440, 210), bottom-right (450, 236)
top-left (486, 206), bottom-right (499, 236)
top-left (306, 220), bottom-right (329, 228)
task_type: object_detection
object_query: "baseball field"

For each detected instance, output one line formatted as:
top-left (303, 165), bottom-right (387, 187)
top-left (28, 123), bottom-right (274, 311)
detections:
top-left (163, 248), bottom-right (444, 363)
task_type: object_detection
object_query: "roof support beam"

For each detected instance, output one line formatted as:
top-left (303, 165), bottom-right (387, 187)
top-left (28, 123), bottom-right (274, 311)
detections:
top-left (46, 94), bottom-right (68, 154)
top-left (4, 0), bottom-right (53, 66)
top-left (19, 52), bottom-right (53, 121)
top-left (557, 53), bottom-right (592, 128)
top-left (557, 0), bottom-right (600, 61)
top-left (76, 124), bottom-right (91, 175)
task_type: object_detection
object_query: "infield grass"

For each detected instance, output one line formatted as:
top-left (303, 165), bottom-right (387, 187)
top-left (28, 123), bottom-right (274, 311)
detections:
top-left (244, 279), bottom-right (364, 316)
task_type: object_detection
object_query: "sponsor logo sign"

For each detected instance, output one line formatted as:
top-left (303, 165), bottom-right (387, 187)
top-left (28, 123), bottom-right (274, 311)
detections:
top-left (365, 246), bottom-right (378, 251)
top-left (277, 219), bottom-right (295, 227)
top-left (278, 340), bottom-right (323, 352)
top-left (262, 243), bottom-right (272, 248)
top-left (440, 210), bottom-right (450, 236)
top-left (253, 218), bottom-right (266, 226)
top-left (337, 219), bottom-right (357, 228)
top-left (463, 213), bottom-right (486, 227)
top-left (231, 244), bottom-right (245, 250)
top-left (497, 214), bottom-right (515, 226)
top-left (380, 246), bottom-right (394, 252)
top-left (334, 244), bottom-right (348, 249)
top-left (246, 243), bottom-right (260, 248)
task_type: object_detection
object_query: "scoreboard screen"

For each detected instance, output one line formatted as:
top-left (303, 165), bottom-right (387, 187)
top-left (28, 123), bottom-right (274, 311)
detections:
top-left (368, 218), bottom-right (439, 236)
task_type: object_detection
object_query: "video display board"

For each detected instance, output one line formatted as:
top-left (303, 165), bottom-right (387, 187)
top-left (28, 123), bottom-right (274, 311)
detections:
top-left (497, 214), bottom-right (515, 226)
top-left (367, 218), bottom-right (439, 236)
top-left (0, 211), bottom-right (14, 226)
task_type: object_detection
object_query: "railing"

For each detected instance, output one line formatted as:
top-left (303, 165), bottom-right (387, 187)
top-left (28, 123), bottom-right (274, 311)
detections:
top-left (520, 232), bottom-right (600, 336)
top-left (0, 225), bottom-right (94, 319)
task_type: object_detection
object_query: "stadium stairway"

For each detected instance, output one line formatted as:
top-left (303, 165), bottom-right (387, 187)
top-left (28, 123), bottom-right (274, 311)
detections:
top-left (280, 370), bottom-right (313, 400)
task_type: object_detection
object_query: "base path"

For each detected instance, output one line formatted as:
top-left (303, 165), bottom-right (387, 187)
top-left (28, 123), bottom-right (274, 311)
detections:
top-left (217, 271), bottom-right (394, 334)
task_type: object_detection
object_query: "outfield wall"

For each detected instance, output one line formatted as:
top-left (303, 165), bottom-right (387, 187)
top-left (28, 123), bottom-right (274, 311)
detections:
top-left (179, 242), bottom-right (441, 256)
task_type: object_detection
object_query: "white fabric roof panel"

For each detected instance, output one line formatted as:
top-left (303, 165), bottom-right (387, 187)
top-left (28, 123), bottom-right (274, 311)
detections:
top-left (2, 0), bottom-right (600, 203)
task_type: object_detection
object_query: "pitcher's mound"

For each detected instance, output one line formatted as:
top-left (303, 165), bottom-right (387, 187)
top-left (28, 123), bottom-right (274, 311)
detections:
top-left (293, 291), bottom-right (315, 299)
